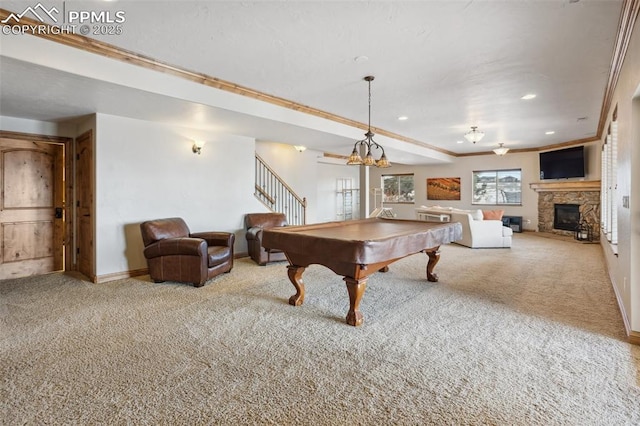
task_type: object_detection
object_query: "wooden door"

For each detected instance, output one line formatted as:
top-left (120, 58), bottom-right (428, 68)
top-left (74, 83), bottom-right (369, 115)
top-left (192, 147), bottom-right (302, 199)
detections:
top-left (75, 131), bottom-right (94, 280)
top-left (0, 137), bottom-right (64, 279)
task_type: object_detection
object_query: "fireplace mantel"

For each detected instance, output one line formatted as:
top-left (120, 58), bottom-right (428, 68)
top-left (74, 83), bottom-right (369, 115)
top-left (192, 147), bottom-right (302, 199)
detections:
top-left (529, 180), bottom-right (601, 192)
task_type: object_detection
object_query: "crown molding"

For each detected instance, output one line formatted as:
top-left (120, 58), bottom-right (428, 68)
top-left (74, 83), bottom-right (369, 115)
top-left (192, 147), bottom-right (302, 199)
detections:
top-left (1, 4), bottom-right (637, 159)
top-left (597, 0), bottom-right (640, 139)
top-left (0, 8), bottom-right (455, 158)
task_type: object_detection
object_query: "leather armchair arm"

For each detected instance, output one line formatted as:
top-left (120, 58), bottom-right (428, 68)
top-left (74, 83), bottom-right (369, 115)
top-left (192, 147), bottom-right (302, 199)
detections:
top-left (143, 237), bottom-right (206, 259)
top-left (245, 227), bottom-right (263, 241)
top-left (191, 232), bottom-right (235, 247)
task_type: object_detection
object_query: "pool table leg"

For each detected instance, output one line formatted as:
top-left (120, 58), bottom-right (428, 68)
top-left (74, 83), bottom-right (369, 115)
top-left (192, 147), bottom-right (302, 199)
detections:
top-left (287, 265), bottom-right (305, 306)
top-left (425, 246), bottom-right (441, 282)
top-left (344, 277), bottom-right (366, 326)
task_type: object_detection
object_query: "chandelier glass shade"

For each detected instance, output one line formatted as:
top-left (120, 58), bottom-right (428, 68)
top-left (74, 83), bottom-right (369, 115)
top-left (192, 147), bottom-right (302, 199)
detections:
top-left (493, 143), bottom-right (509, 156)
top-left (464, 126), bottom-right (485, 144)
top-left (347, 76), bottom-right (391, 168)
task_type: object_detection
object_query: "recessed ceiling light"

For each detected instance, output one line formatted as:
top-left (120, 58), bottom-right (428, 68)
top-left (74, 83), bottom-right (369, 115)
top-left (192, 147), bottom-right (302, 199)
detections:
top-left (521, 94), bottom-right (537, 100)
top-left (397, 116), bottom-right (408, 121)
top-left (354, 56), bottom-right (369, 63)
top-left (456, 140), bottom-right (464, 144)
top-left (545, 131), bottom-right (555, 135)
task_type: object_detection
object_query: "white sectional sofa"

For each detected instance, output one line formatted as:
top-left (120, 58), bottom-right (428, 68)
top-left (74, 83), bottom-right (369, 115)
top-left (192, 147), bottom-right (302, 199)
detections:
top-left (415, 206), bottom-right (512, 248)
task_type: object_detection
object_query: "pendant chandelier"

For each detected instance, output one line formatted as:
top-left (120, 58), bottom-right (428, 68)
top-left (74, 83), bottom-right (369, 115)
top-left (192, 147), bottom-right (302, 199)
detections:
top-left (464, 126), bottom-right (485, 144)
top-left (347, 76), bottom-right (390, 168)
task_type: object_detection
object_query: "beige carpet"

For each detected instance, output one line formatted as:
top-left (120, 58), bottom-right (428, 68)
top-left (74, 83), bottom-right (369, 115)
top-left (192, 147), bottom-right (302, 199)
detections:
top-left (1, 233), bottom-right (639, 425)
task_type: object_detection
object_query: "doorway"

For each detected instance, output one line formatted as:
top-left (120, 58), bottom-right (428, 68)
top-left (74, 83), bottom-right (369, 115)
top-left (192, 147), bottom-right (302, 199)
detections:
top-left (75, 130), bottom-right (94, 281)
top-left (0, 132), bottom-right (71, 279)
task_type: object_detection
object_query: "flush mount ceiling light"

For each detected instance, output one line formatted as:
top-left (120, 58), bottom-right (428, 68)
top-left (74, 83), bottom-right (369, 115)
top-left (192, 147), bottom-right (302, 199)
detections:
top-left (464, 126), bottom-right (485, 144)
top-left (347, 76), bottom-right (391, 168)
top-left (493, 143), bottom-right (509, 156)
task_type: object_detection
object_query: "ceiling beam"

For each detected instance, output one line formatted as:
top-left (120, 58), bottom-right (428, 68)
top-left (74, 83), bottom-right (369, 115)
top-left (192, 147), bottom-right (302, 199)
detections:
top-left (2, 4), bottom-right (637, 157)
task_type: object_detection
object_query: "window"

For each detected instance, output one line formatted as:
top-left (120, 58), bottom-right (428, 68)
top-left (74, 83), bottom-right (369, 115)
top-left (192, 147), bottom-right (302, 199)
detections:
top-left (382, 173), bottom-right (414, 203)
top-left (601, 108), bottom-right (618, 246)
top-left (472, 169), bottom-right (522, 205)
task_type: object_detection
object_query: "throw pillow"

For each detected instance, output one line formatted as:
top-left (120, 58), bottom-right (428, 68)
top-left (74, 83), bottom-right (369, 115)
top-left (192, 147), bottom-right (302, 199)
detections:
top-left (471, 209), bottom-right (483, 221)
top-left (482, 209), bottom-right (505, 220)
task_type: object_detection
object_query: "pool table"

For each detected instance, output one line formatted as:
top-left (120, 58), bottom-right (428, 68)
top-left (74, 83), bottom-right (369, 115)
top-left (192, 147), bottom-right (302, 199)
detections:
top-left (262, 218), bottom-right (462, 326)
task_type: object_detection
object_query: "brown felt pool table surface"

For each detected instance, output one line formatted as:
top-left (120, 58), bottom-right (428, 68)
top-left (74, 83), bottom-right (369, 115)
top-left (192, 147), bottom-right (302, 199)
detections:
top-left (262, 218), bottom-right (462, 326)
top-left (263, 217), bottom-right (462, 265)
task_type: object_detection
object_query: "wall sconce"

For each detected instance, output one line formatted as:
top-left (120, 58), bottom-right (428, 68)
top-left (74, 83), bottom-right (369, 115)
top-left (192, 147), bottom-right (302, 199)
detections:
top-left (293, 145), bottom-right (307, 152)
top-left (192, 140), bottom-right (205, 155)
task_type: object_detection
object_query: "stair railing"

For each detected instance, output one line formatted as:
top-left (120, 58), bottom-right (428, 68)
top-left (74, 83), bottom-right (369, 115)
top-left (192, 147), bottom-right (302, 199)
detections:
top-left (255, 154), bottom-right (307, 225)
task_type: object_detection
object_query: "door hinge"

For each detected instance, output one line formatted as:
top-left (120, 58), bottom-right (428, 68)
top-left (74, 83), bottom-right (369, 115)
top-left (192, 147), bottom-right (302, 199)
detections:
top-left (77, 248), bottom-right (80, 255)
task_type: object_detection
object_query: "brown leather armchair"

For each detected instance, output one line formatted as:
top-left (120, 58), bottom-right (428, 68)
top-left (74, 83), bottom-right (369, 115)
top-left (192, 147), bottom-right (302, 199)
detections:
top-left (245, 213), bottom-right (288, 265)
top-left (140, 217), bottom-right (235, 287)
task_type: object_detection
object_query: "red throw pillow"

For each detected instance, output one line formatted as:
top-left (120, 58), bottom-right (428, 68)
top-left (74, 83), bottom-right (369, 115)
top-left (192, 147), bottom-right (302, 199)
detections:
top-left (482, 209), bottom-right (504, 220)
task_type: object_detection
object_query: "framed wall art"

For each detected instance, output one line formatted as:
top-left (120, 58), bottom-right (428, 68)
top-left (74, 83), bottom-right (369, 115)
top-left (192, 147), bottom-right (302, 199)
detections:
top-left (426, 177), bottom-right (461, 200)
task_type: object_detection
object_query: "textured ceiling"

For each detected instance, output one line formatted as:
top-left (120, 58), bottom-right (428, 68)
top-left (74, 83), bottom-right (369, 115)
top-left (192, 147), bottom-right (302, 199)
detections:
top-left (0, 0), bottom-right (624, 163)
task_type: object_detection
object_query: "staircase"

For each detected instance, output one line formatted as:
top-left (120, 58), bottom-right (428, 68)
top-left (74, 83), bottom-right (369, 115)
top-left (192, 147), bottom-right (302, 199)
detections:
top-left (254, 154), bottom-right (306, 226)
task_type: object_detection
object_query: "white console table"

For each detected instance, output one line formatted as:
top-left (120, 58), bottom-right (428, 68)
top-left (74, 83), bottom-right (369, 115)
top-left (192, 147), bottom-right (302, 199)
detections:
top-left (416, 212), bottom-right (450, 222)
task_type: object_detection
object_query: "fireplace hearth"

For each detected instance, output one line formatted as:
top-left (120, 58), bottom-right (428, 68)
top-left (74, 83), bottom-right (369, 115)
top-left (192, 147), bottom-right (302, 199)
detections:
top-left (554, 204), bottom-right (580, 231)
top-left (532, 181), bottom-right (600, 240)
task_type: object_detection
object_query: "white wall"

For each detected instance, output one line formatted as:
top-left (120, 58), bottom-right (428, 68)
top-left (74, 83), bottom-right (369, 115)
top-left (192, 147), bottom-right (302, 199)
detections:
top-left (631, 97), bottom-right (640, 333)
top-left (600, 16), bottom-right (640, 337)
top-left (0, 116), bottom-right (360, 278)
top-left (255, 141), bottom-right (361, 224)
top-left (0, 115), bottom-right (76, 137)
top-left (368, 143), bottom-right (599, 231)
top-left (317, 161), bottom-right (361, 222)
top-left (94, 113), bottom-right (263, 276)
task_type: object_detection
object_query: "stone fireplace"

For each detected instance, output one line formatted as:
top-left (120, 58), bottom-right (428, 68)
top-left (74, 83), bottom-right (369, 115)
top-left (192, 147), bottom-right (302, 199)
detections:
top-left (530, 181), bottom-right (600, 240)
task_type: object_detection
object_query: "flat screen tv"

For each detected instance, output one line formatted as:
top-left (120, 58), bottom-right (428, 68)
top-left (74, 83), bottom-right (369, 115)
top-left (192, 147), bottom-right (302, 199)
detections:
top-left (539, 146), bottom-right (585, 180)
